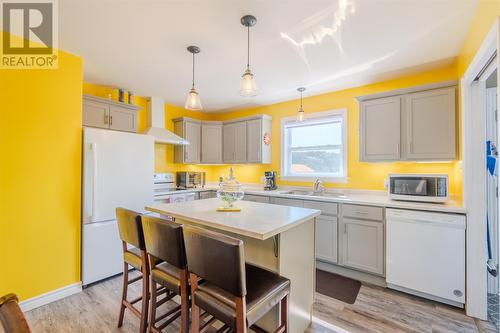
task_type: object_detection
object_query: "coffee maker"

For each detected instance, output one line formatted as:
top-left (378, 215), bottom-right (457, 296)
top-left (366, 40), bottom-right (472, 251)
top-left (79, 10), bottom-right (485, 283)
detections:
top-left (264, 171), bottom-right (278, 190)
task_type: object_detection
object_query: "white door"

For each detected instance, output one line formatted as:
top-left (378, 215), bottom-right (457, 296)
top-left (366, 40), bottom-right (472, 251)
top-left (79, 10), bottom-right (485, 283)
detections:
top-left (83, 127), bottom-right (154, 224)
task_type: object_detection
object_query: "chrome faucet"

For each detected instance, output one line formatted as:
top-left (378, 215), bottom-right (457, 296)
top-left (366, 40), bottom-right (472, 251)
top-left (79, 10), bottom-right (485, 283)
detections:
top-left (313, 178), bottom-right (325, 194)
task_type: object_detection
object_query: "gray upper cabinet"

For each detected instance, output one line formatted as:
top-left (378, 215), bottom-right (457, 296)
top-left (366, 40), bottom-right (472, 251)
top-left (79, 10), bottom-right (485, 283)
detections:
top-left (223, 115), bottom-right (272, 164)
top-left (223, 121), bottom-right (247, 163)
top-left (358, 81), bottom-right (457, 161)
top-left (360, 96), bottom-right (401, 161)
top-left (405, 87), bottom-right (456, 160)
top-left (247, 119), bottom-right (263, 163)
top-left (201, 122), bottom-right (223, 164)
top-left (173, 118), bottom-right (201, 164)
top-left (83, 95), bottom-right (139, 133)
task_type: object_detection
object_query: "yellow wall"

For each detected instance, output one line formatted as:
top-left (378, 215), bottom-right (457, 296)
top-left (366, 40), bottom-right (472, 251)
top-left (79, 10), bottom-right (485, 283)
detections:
top-left (0, 47), bottom-right (83, 300)
top-left (456, 1), bottom-right (500, 77)
top-left (211, 64), bottom-right (462, 195)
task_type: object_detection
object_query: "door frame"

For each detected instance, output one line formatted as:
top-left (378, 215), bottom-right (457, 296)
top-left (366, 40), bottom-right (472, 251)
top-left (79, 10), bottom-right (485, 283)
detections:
top-left (462, 18), bottom-right (499, 320)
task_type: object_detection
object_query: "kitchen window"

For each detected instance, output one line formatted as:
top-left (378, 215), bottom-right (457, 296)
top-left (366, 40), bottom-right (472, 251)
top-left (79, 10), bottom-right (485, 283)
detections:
top-left (281, 109), bottom-right (347, 182)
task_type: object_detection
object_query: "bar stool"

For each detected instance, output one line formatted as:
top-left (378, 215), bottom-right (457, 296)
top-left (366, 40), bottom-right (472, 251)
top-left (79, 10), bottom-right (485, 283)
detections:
top-left (0, 293), bottom-right (31, 333)
top-left (116, 208), bottom-right (150, 333)
top-left (141, 215), bottom-right (190, 333)
top-left (183, 226), bottom-right (290, 333)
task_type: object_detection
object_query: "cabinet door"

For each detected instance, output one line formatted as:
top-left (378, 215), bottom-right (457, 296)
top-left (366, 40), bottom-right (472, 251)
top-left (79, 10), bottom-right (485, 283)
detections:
top-left (184, 122), bottom-right (201, 163)
top-left (109, 106), bottom-right (138, 133)
top-left (340, 218), bottom-right (384, 275)
top-left (234, 122), bottom-right (247, 162)
top-left (271, 197), bottom-right (303, 207)
top-left (223, 124), bottom-right (236, 163)
top-left (405, 87), bottom-right (456, 160)
top-left (83, 100), bottom-right (110, 129)
top-left (360, 96), bottom-right (401, 161)
top-left (243, 194), bottom-right (270, 203)
top-left (200, 191), bottom-right (216, 199)
top-left (247, 119), bottom-right (262, 163)
top-left (316, 215), bottom-right (338, 263)
top-left (201, 123), bottom-right (222, 163)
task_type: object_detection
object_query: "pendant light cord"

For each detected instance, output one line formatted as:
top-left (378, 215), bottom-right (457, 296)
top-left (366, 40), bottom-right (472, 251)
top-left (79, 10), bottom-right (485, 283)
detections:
top-left (300, 90), bottom-right (303, 108)
top-left (247, 26), bottom-right (250, 70)
top-left (192, 52), bottom-right (195, 89)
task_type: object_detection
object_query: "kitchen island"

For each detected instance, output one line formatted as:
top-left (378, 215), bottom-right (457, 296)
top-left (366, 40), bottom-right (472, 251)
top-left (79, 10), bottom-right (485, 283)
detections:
top-left (145, 198), bottom-right (321, 333)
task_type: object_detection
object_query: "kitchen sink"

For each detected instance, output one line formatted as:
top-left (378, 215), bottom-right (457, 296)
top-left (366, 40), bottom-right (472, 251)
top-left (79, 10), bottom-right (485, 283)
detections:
top-left (279, 190), bottom-right (348, 199)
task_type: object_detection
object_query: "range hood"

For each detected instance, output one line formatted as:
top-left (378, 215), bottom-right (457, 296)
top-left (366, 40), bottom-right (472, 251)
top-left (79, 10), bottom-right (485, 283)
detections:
top-left (143, 97), bottom-right (188, 145)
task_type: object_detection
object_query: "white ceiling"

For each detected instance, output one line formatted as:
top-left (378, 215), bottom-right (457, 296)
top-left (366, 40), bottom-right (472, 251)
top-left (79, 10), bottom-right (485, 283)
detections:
top-left (60, 0), bottom-right (478, 112)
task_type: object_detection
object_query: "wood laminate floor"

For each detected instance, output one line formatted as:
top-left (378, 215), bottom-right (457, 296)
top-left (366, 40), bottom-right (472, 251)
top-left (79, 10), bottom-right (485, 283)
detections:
top-left (17, 272), bottom-right (498, 333)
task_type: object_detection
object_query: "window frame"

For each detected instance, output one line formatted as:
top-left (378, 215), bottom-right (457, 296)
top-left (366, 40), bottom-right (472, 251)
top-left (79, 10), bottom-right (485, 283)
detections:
top-left (280, 109), bottom-right (348, 183)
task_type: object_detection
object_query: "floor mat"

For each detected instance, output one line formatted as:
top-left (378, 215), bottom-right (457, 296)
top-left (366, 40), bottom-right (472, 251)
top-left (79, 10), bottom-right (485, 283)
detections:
top-left (316, 269), bottom-right (361, 304)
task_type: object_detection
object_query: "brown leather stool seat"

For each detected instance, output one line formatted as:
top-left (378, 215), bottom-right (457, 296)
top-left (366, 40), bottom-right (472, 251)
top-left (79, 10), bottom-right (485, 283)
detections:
top-left (142, 215), bottom-right (190, 333)
top-left (151, 262), bottom-right (182, 295)
top-left (184, 226), bottom-right (291, 333)
top-left (194, 264), bottom-right (290, 328)
top-left (123, 247), bottom-right (143, 270)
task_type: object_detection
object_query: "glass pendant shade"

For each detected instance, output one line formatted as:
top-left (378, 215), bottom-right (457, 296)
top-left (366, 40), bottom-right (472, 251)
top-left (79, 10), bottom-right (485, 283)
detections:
top-left (297, 108), bottom-right (305, 122)
top-left (240, 69), bottom-right (258, 97)
top-left (185, 88), bottom-right (202, 110)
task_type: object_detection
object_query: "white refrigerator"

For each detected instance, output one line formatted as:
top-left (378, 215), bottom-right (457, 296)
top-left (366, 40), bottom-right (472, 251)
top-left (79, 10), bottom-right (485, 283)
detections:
top-left (82, 127), bottom-right (154, 285)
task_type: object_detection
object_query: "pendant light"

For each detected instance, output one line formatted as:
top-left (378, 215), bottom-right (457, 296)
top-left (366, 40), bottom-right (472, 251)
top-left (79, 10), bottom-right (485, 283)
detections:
top-left (297, 87), bottom-right (306, 122)
top-left (240, 15), bottom-right (258, 97)
top-left (185, 45), bottom-right (202, 110)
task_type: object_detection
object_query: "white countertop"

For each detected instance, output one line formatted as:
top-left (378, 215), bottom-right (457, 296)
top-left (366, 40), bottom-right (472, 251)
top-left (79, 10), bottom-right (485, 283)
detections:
top-left (145, 198), bottom-right (321, 240)
top-left (165, 185), bottom-right (465, 214)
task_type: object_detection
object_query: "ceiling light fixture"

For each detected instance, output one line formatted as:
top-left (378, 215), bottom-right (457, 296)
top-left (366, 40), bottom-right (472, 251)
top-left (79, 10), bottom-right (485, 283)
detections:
top-left (240, 15), bottom-right (258, 97)
top-left (185, 45), bottom-right (202, 110)
top-left (297, 87), bottom-right (306, 122)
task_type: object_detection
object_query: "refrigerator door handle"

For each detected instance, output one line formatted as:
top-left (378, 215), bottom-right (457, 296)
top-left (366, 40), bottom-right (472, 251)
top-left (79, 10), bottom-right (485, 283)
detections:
top-left (90, 142), bottom-right (97, 222)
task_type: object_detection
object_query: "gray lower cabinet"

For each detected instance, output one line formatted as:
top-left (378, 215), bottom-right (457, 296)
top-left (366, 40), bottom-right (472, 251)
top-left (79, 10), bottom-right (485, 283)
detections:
top-left (339, 217), bottom-right (384, 275)
top-left (271, 197), bottom-right (304, 207)
top-left (315, 215), bottom-right (338, 263)
top-left (83, 95), bottom-right (139, 133)
top-left (243, 194), bottom-right (270, 203)
top-left (199, 191), bottom-right (216, 199)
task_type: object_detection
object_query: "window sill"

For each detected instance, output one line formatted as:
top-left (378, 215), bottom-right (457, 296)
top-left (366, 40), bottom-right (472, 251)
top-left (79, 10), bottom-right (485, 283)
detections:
top-left (280, 175), bottom-right (348, 184)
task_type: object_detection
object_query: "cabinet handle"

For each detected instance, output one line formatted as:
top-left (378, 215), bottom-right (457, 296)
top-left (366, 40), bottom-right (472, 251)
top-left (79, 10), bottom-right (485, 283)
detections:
top-left (110, 115), bottom-right (113, 126)
top-left (344, 224), bottom-right (347, 234)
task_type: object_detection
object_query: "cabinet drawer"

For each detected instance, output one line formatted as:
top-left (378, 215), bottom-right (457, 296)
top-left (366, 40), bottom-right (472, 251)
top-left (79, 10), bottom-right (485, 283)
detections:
top-left (243, 194), bottom-right (270, 203)
top-left (304, 200), bottom-right (338, 216)
top-left (342, 204), bottom-right (383, 221)
top-left (272, 197), bottom-right (303, 207)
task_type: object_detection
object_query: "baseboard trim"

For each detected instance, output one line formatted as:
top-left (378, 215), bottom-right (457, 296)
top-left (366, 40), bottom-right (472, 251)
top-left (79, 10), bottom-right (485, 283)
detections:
top-left (20, 282), bottom-right (82, 312)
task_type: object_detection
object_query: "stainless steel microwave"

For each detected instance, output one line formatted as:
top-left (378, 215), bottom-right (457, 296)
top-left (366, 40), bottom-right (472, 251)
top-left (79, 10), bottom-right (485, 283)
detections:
top-left (388, 174), bottom-right (448, 203)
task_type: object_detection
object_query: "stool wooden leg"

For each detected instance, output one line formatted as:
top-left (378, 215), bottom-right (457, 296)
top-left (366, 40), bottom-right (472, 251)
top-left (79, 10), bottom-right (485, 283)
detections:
top-left (235, 296), bottom-right (247, 333)
top-left (189, 273), bottom-right (200, 333)
top-left (118, 261), bottom-right (128, 327)
top-left (280, 295), bottom-right (289, 333)
top-left (148, 280), bottom-right (157, 333)
top-left (180, 269), bottom-right (189, 333)
top-left (140, 252), bottom-right (150, 333)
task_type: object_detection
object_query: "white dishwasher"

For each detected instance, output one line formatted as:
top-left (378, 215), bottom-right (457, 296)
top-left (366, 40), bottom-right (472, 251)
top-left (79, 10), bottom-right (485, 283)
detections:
top-left (386, 209), bottom-right (466, 307)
